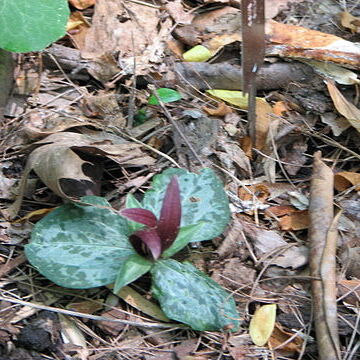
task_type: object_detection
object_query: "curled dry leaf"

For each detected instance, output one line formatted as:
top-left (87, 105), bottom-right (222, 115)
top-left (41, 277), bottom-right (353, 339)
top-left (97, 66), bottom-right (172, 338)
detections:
top-left (334, 171), bottom-right (360, 191)
top-left (250, 304), bottom-right (277, 346)
top-left (341, 11), bottom-right (360, 33)
top-left (6, 132), bottom-right (154, 218)
top-left (326, 80), bottom-right (360, 133)
top-left (268, 323), bottom-right (303, 355)
top-left (278, 210), bottom-right (309, 231)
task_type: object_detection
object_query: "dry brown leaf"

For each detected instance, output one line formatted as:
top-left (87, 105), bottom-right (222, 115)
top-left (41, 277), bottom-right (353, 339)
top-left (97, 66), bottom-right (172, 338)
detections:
top-left (239, 136), bottom-right (253, 158)
top-left (341, 11), bottom-right (360, 33)
top-left (273, 101), bottom-right (289, 116)
top-left (265, 0), bottom-right (305, 20)
top-left (206, 33), bottom-right (241, 55)
top-left (278, 210), bottom-right (309, 231)
top-left (69, 0), bottom-right (95, 10)
top-left (268, 323), bottom-right (303, 355)
top-left (81, 0), bottom-right (171, 75)
top-left (96, 309), bottom-right (128, 335)
top-left (165, 0), bottom-right (194, 25)
top-left (255, 98), bottom-right (273, 150)
top-left (334, 171), bottom-right (360, 191)
top-left (217, 137), bottom-right (251, 175)
top-left (238, 184), bottom-right (270, 203)
top-left (271, 245), bottom-right (309, 269)
top-left (203, 102), bottom-right (233, 117)
top-left (338, 279), bottom-right (360, 306)
top-left (265, 205), bottom-right (297, 218)
top-left (67, 11), bottom-right (91, 50)
top-left (320, 113), bottom-right (351, 136)
top-left (6, 132), bottom-right (154, 218)
top-left (0, 166), bottom-right (18, 200)
top-left (22, 114), bottom-right (93, 140)
top-left (241, 220), bottom-right (287, 257)
top-left (191, 6), bottom-right (240, 34)
top-left (267, 20), bottom-right (360, 69)
top-left (67, 300), bottom-right (104, 315)
top-left (340, 247), bottom-right (360, 278)
top-left (326, 80), bottom-right (360, 132)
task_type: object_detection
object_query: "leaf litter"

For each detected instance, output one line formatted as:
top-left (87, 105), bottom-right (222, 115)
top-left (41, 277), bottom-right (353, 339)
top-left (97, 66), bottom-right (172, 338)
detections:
top-left (1, 0), bottom-right (360, 359)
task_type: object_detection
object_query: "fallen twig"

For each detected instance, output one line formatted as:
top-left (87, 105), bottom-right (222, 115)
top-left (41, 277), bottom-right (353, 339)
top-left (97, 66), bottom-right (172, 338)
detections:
top-left (309, 151), bottom-right (341, 360)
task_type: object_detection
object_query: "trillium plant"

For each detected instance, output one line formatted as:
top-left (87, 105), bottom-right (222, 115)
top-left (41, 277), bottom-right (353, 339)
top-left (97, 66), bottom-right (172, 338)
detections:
top-left (26, 168), bottom-right (240, 331)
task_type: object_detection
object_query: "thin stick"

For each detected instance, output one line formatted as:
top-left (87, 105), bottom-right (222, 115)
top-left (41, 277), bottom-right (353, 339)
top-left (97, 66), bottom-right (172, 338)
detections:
top-left (0, 295), bottom-right (183, 329)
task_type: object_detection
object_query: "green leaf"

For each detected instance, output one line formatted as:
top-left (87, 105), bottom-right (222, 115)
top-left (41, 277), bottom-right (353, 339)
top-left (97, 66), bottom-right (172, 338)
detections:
top-left (142, 168), bottom-right (230, 242)
top-left (25, 196), bottom-right (135, 289)
top-left (162, 222), bottom-right (204, 259)
top-left (0, 0), bottom-right (70, 53)
top-left (148, 88), bottom-right (182, 105)
top-left (151, 259), bottom-right (240, 331)
top-left (114, 254), bottom-right (153, 293)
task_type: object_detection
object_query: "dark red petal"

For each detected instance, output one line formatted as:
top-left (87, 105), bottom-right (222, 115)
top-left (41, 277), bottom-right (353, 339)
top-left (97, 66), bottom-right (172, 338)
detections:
top-left (157, 176), bottom-right (181, 250)
top-left (131, 228), bottom-right (162, 260)
top-left (120, 208), bottom-right (158, 227)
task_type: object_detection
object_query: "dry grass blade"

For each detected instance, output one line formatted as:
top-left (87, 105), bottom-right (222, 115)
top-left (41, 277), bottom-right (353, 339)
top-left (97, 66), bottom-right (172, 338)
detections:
top-left (309, 151), bottom-right (340, 360)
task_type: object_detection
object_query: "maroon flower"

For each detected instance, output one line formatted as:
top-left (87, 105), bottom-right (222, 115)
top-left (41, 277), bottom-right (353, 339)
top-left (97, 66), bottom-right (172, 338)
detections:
top-left (120, 176), bottom-right (181, 260)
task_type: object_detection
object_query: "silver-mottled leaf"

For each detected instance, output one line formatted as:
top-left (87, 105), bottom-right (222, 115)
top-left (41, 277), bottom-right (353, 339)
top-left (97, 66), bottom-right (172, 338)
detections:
top-left (142, 168), bottom-right (230, 241)
top-left (151, 259), bottom-right (240, 331)
top-left (25, 196), bottom-right (135, 289)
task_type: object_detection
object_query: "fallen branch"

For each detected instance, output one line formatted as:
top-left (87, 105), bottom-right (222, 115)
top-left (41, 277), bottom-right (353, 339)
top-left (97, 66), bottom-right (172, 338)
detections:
top-left (309, 151), bottom-right (341, 360)
top-left (170, 62), bottom-right (321, 91)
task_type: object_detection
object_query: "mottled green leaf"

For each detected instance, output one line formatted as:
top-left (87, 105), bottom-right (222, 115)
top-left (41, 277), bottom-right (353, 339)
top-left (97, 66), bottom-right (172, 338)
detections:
top-left (151, 259), bottom-right (240, 331)
top-left (142, 168), bottom-right (230, 241)
top-left (114, 254), bottom-right (153, 293)
top-left (0, 0), bottom-right (70, 53)
top-left (25, 196), bottom-right (135, 289)
top-left (162, 223), bottom-right (204, 259)
top-left (148, 88), bottom-right (182, 105)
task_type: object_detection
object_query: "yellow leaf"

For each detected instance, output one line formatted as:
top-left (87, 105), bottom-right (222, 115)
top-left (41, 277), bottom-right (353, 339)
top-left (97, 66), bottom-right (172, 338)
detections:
top-left (249, 304), bottom-right (277, 346)
top-left (110, 285), bottom-right (170, 322)
top-left (183, 45), bottom-right (212, 62)
top-left (13, 208), bottom-right (55, 223)
top-left (206, 90), bottom-right (249, 108)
